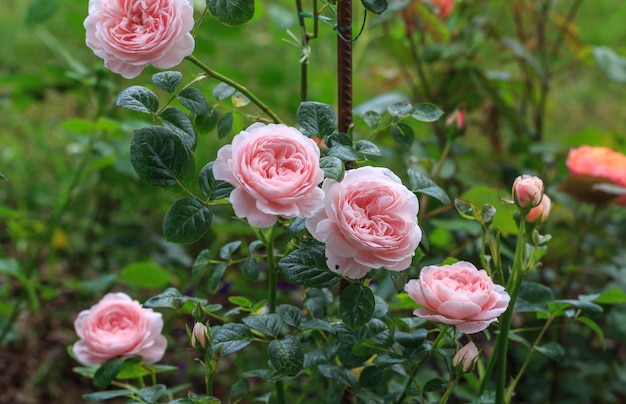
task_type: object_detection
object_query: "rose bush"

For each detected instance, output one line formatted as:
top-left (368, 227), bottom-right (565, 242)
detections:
top-left (512, 175), bottom-right (544, 209)
top-left (84, 0), bottom-right (195, 79)
top-left (404, 261), bottom-right (510, 334)
top-left (213, 123), bottom-right (325, 228)
top-left (72, 292), bottom-right (167, 365)
top-left (306, 166), bottom-right (421, 279)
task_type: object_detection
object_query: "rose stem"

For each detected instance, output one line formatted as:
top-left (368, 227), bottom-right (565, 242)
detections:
top-left (185, 55), bottom-right (282, 124)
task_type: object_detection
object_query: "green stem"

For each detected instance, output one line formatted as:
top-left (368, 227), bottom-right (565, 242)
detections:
top-left (185, 55), bottom-right (282, 124)
top-left (493, 215), bottom-right (528, 403)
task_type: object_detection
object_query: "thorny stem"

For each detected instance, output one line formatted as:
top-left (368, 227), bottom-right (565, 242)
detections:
top-left (185, 55), bottom-right (282, 124)
top-left (337, 0), bottom-right (353, 134)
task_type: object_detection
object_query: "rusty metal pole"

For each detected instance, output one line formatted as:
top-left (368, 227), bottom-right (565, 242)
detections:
top-left (337, 0), bottom-right (352, 134)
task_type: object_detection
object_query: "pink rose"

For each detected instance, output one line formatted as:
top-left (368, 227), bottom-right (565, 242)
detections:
top-left (404, 261), bottom-right (510, 334)
top-left (512, 175), bottom-right (544, 209)
top-left (213, 123), bottom-right (325, 228)
top-left (306, 166), bottom-right (422, 279)
top-left (430, 0), bottom-right (455, 19)
top-left (84, 0), bottom-right (195, 79)
top-left (453, 342), bottom-right (479, 372)
top-left (566, 145), bottom-right (626, 205)
top-left (526, 194), bottom-right (551, 224)
top-left (191, 322), bottom-right (208, 349)
top-left (73, 293), bottom-right (167, 365)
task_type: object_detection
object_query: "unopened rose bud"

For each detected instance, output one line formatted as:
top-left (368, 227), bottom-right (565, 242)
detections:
top-left (191, 322), bottom-right (208, 349)
top-left (512, 175), bottom-right (544, 209)
top-left (453, 342), bottom-right (479, 372)
top-left (526, 194), bottom-right (551, 224)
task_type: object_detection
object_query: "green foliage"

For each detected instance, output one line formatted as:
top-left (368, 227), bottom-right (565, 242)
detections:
top-left (207, 0), bottom-right (255, 26)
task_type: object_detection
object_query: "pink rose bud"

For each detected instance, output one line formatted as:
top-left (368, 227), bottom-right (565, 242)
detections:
top-left (512, 175), bottom-right (544, 209)
top-left (525, 194), bottom-right (551, 224)
top-left (191, 322), bottom-right (208, 349)
top-left (404, 261), bottom-right (510, 334)
top-left (430, 0), bottom-right (455, 19)
top-left (453, 342), bottom-right (479, 372)
top-left (84, 0), bottom-right (195, 79)
top-left (72, 293), bottom-right (167, 365)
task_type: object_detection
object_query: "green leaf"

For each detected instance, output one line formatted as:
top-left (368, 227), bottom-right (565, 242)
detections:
top-left (195, 108), bottom-right (219, 134)
top-left (297, 101), bottom-right (337, 137)
top-left (390, 268), bottom-right (411, 292)
top-left (230, 379), bottom-right (249, 396)
top-left (138, 385), bottom-right (167, 403)
top-left (387, 101), bottom-right (413, 118)
top-left (0, 173), bottom-right (6, 181)
top-left (163, 198), bottom-right (212, 244)
top-left (319, 156), bottom-right (345, 181)
top-left (192, 249), bottom-right (211, 279)
top-left (328, 144), bottom-right (358, 162)
top-left (391, 123), bottom-right (414, 147)
top-left (318, 365), bottom-right (358, 390)
top-left (207, 0), bottom-right (255, 26)
top-left (423, 378), bottom-right (448, 392)
top-left (229, 296), bottom-right (252, 308)
top-left (143, 287), bottom-right (206, 309)
top-left (578, 316), bottom-right (605, 348)
top-left (212, 82), bottom-right (236, 100)
top-left (218, 112), bottom-right (234, 139)
top-left (242, 257), bottom-right (259, 280)
top-left (276, 304), bottom-right (302, 327)
top-left (231, 92), bottom-right (251, 107)
top-left (25, 0), bottom-right (60, 25)
top-left (210, 323), bottom-right (254, 356)
top-left (177, 88), bottom-right (209, 115)
top-left (395, 329), bottom-right (428, 348)
top-left (242, 314), bottom-right (283, 337)
top-left (268, 336), bottom-right (304, 376)
top-left (159, 108), bottom-right (196, 150)
top-left (115, 86), bottom-right (159, 114)
top-left (340, 285), bottom-right (375, 329)
top-left (219, 240), bottom-right (242, 260)
top-left (460, 186), bottom-right (517, 236)
top-left (152, 71), bottom-right (183, 93)
top-left (208, 263), bottom-right (228, 291)
top-left (93, 357), bottom-right (126, 388)
top-left (593, 46), bottom-right (626, 83)
top-left (279, 245), bottom-right (341, 288)
top-left (286, 217), bottom-right (307, 239)
top-left (556, 294), bottom-right (604, 314)
top-left (411, 103), bottom-right (443, 122)
top-left (535, 342), bottom-right (565, 360)
top-left (121, 262), bottom-right (171, 289)
top-left (83, 390), bottom-right (133, 402)
top-left (363, 110), bottom-right (381, 128)
top-left (355, 140), bottom-right (382, 157)
top-left (198, 162), bottom-right (235, 200)
top-left (361, 0), bottom-right (387, 14)
top-left (514, 281), bottom-right (554, 313)
top-left (130, 126), bottom-right (195, 191)
top-left (408, 169), bottom-right (451, 205)
top-left (595, 288), bottom-right (626, 304)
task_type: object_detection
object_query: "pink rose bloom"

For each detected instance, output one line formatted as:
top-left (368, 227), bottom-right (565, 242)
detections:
top-left (213, 123), bottom-right (325, 228)
top-left (566, 145), bottom-right (626, 205)
top-left (84, 0), bottom-right (195, 79)
top-left (512, 175), bottom-right (544, 209)
top-left (306, 166), bottom-right (422, 279)
top-left (526, 194), bottom-right (551, 224)
top-left (453, 341), bottom-right (479, 372)
top-left (405, 261), bottom-right (510, 334)
top-left (73, 293), bottom-right (167, 365)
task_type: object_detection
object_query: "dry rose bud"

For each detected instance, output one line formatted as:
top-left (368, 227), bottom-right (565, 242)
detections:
top-left (191, 322), bottom-right (208, 349)
top-left (526, 194), bottom-right (551, 224)
top-left (453, 342), bottom-right (479, 372)
top-left (512, 175), bottom-right (544, 209)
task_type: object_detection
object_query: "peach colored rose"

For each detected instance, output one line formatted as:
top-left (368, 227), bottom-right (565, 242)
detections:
top-left (213, 123), bottom-right (325, 228)
top-left (405, 261), bottom-right (510, 334)
top-left (453, 342), bottom-right (479, 372)
top-left (306, 166), bottom-right (421, 279)
top-left (430, 0), bottom-right (454, 19)
top-left (566, 146), bottom-right (626, 205)
top-left (512, 175), bottom-right (544, 209)
top-left (73, 293), bottom-right (167, 365)
top-left (84, 0), bottom-right (195, 79)
top-left (526, 194), bottom-right (551, 224)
